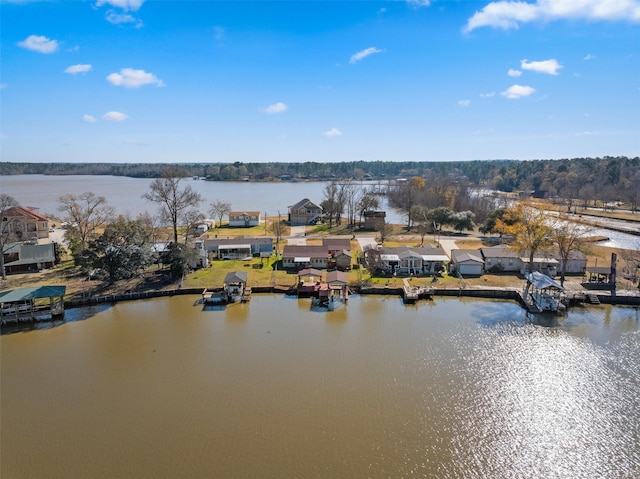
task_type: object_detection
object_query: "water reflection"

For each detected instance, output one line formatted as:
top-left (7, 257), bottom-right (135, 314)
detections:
top-left (1, 295), bottom-right (638, 478)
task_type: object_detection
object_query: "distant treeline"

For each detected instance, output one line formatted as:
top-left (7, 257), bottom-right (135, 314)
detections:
top-left (1, 157), bottom-right (638, 201)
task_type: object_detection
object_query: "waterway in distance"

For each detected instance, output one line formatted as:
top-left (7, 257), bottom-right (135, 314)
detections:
top-left (1, 294), bottom-right (639, 478)
top-left (3, 174), bottom-right (638, 249)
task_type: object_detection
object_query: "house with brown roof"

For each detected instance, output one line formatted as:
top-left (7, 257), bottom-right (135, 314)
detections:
top-left (322, 238), bottom-right (352, 255)
top-left (363, 211), bottom-right (386, 230)
top-left (229, 211), bottom-right (260, 227)
top-left (282, 244), bottom-right (330, 270)
top-left (2, 206), bottom-right (50, 241)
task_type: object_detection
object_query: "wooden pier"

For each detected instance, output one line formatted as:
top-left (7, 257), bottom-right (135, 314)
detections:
top-left (402, 279), bottom-right (434, 304)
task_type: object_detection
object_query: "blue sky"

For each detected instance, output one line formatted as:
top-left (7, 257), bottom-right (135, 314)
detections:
top-left (1, 0), bottom-right (639, 163)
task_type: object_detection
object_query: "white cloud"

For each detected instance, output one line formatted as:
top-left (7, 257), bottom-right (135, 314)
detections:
top-left (480, 92), bottom-right (496, 98)
top-left (350, 47), bottom-right (383, 64)
top-left (103, 111), bottom-right (128, 121)
top-left (323, 128), bottom-right (343, 138)
top-left (95, 0), bottom-right (145, 11)
top-left (508, 68), bottom-right (522, 77)
top-left (521, 58), bottom-right (562, 75)
top-left (584, 53), bottom-right (596, 60)
top-left (105, 11), bottom-right (138, 24)
top-left (407, 0), bottom-right (431, 7)
top-left (107, 68), bottom-right (164, 88)
top-left (263, 102), bottom-right (288, 114)
top-left (464, 0), bottom-right (640, 32)
top-left (83, 114), bottom-right (97, 123)
top-left (458, 99), bottom-right (471, 107)
top-left (65, 64), bottom-right (92, 75)
top-left (501, 84), bottom-right (536, 99)
top-left (17, 35), bottom-right (59, 54)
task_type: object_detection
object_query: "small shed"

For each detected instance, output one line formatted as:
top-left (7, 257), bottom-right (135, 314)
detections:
top-left (333, 249), bottom-right (352, 271)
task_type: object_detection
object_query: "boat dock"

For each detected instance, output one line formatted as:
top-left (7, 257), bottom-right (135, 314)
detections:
top-left (1, 286), bottom-right (66, 325)
top-left (402, 279), bottom-right (434, 304)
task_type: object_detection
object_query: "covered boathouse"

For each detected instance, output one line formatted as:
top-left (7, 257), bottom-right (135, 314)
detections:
top-left (0, 285), bottom-right (66, 325)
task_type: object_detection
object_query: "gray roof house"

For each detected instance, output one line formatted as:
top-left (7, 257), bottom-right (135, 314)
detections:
top-left (480, 245), bottom-right (522, 273)
top-left (3, 243), bottom-right (56, 274)
top-left (288, 198), bottom-right (322, 226)
top-left (203, 237), bottom-right (273, 259)
top-left (450, 249), bottom-right (484, 277)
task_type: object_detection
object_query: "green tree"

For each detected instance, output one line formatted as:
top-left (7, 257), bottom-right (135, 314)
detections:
top-left (84, 217), bottom-right (154, 284)
top-left (164, 242), bottom-right (194, 280)
top-left (452, 211), bottom-right (476, 233)
top-left (427, 207), bottom-right (455, 232)
top-left (479, 208), bottom-right (508, 236)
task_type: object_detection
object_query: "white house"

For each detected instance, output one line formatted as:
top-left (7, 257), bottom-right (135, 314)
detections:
top-left (374, 246), bottom-right (448, 276)
top-left (481, 245), bottom-right (522, 273)
top-left (229, 211), bottom-right (260, 227)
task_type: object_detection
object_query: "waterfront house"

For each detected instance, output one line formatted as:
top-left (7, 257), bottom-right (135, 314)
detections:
top-left (288, 198), bottom-right (322, 226)
top-left (450, 249), bottom-right (484, 277)
top-left (203, 237), bottom-right (273, 259)
top-left (519, 253), bottom-right (559, 276)
top-left (372, 245), bottom-right (448, 276)
top-left (229, 211), bottom-right (261, 227)
top-left (2, 243), bottom-right (56, 274)
top-left (282, 245), bottom-right (331, 270)
top-left (2, 206), bottom-right (50, 241)
top-left (481, 245), bottom-right (522, 273)
top-left (553, 249), bottom-right (587, 275)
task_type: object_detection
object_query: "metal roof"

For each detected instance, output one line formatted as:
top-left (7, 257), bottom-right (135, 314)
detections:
top-left (0, 285), bottom-right (66, 303)
top-left (223, 271), bottom-right (248, 284)
top-left (525, 272), bottom-right (564, 291)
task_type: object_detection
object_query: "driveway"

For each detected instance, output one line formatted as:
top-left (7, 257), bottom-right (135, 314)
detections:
top-left (287, 225), bottom-right (307, 245)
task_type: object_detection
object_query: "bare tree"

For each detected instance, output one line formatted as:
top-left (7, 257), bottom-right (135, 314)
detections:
top-left (268, 218), bottom-right (289, 254)
top-left (0, 194), bottom-right (20, 280)
top-left (209, 199), bottom-right (232, 229)
top-left (142, 168), bottom-right (203, 244)
top-left (551, 218), bottom-right (593, 286)
top-left (357, 190), bottom-right (380, 226)
top-left (58, 192), bottom-right (114, 257)
top-left (183, 209), bottom-right (206, 244)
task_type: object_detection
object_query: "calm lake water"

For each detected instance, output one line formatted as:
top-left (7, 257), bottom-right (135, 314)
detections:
top-left (3, 174), bottom-right (638, 248)
top-left (0, 174), bottom-right (404, 224)
top-left (2, 295), bottom-right (639, 478)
